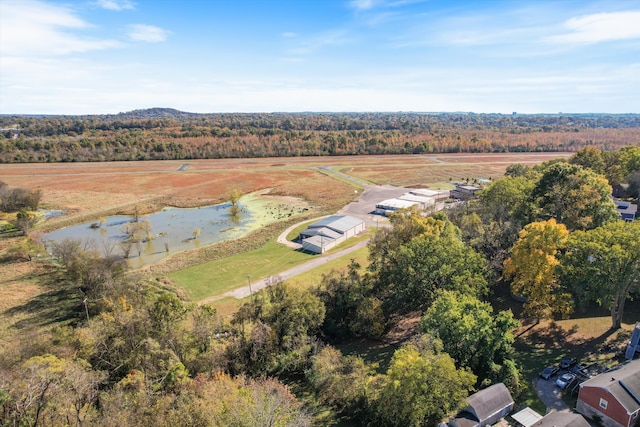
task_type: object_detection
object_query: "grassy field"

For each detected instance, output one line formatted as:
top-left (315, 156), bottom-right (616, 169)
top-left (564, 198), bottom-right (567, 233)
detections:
top-left (204, 246), bottom-right (371, 318)
top-left (166, 240), bottom-right (316, 300)
top-left (285, 246), bottom-right (370, 290)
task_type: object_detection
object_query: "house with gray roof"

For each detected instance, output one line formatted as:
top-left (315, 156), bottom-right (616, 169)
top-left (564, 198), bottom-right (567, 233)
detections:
top-left (532, 412), bottom-right (591, 427)
top-left (576, 358), bottom-right (640, 427)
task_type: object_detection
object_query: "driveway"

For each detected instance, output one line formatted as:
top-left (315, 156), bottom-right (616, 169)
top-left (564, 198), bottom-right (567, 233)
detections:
top-left (337, 184), bottom-right (421, 227)
top-left (534, 376), bottom-right (570, 412)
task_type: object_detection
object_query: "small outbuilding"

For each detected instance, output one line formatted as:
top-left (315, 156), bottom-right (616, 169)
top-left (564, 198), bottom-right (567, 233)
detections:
top-left (450, 184), bottom-right (482, 200)
top-left (614, 200), bottom-right (637, 222)
top-left (398, 194), bottom-right (436, 209)
top-left (447, 382), bottom-right (514, 427)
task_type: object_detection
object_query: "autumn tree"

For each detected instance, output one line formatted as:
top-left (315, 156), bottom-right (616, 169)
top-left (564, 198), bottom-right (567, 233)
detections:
top-left (231, 284), bottom-right (325, 375)
top-left (14, 210), bottom-right (38, 236)
top-left (307, 346), bottom-right (375, 419)
top-left (372, 336), bottom-right (476, 427)
top-left (503, 219), bottom-right (572, 322)
top-left (0, 354), bottom-right (106, 426)
top-left (228, 188), bottom-right (242, 216)
top-left (562, 221), bottom-right (640, 329)
top-left (420, 291), bottom-right (520, 390)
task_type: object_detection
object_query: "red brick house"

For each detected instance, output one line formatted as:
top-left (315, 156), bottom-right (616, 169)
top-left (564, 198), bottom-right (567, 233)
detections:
top-left (576, 359), bottom-right (640, 427)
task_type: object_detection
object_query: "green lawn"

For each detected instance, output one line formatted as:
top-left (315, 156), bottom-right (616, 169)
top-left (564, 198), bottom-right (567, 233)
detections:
top-left (286, 219), bottom-right (317, 241)
top-left (167, 240), bottom-right (315, 300)
top-left (199, 246), bottom-right (370, 320)
top-left (285, 246), bottom-right (369, 290)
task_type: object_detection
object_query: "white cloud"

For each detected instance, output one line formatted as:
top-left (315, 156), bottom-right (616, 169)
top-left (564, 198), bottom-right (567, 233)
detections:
top-left (281, 32), bottom-right (297, 38)
top-left (349, 0), bottom-right (380, 11)
top-left (349, 0), bottom-right (426, 11)
top-left (128, 24), bottom-right (170, 43)
top-left (95, 0), bottom-right (135, 11)
top-left (548, 10), bottom-right (640, 44)
top-left (0, 0), bottom-right (121, 56)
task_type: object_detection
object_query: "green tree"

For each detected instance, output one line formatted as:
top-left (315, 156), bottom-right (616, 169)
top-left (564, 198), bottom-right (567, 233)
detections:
top-left (373, 338), bottom-right (476, 427)
top-left (149, 292), bottom-right (188, 334)
top-left (503, 219), bottom-right (572, 322)
top-left (307, 346), bottom-right (375, 418)
top-left (478, 175), bottom-right (536, 226)
top-left (314, 260), bottom-right (384, 340)
top-left (532, 162), bottom-right (618, 230)
top-left (420, 291), bottom-right (520, 389)
top-left (562, 221), bottom-right (640, 329)
top-left (627, 171), bottom-right (640, 202)
top-left (373, 213), bottom-right (487, 313)
top-left (569, 146), bottom-right (605, 174)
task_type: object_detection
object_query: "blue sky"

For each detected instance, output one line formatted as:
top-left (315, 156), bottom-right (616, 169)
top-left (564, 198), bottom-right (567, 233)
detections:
top-left (1, 0), bottom-right (639, 114)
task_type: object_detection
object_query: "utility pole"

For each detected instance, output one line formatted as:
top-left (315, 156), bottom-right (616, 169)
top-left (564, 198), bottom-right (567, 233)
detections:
top-left (83, 297), bottom-right (90, 323)
top-left (247, 275), bottom-right (253, 303)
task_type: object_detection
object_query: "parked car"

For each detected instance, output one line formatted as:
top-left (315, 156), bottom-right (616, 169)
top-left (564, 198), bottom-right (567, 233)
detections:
top-left (556, 373), bottom-right (576, 389)
top-left (559, 358), bottom-right (577, 369)
top-left (570, 364), bottom-right (586, 374)
top-left (540, 366), bottom-right (560, 380)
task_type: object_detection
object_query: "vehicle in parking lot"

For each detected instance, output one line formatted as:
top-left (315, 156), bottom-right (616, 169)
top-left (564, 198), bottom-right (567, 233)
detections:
top-left (571, 364), bottom-right (585, 374)
top-left (559, 358), bottom-right (577, 369)
top-left (540, 366), bottom-right (560, 379)
top-left (556, 373), bottom-right (576, 389)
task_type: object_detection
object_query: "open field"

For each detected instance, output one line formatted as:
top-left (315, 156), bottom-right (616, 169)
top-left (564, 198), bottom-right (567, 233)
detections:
top-left (337, 152), bottom-right (572, 186)
top-left (166, 241), bottom-right (316, 301)
top-left (0, 153), bottom-right (571, 214)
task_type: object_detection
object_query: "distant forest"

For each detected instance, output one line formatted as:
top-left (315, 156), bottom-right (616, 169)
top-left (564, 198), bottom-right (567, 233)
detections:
top-left (1, 108), bottom-right (639, 162)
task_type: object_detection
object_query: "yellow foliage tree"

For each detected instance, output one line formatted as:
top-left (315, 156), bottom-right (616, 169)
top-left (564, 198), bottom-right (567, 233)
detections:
top-left (503, 219), bottom-right (572, 322)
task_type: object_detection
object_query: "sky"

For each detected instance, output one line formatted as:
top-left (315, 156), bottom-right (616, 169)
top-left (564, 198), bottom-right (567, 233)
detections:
top-left (1, 0), bottom-right (639, 115)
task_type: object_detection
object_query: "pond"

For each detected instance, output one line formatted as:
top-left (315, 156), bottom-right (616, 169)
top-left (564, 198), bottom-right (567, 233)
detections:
top-left (42, 193), bottom-right (308, 267)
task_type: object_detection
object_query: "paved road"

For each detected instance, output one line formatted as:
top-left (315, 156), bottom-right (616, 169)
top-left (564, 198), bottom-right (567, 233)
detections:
top-left (199, 239), bottom-right (369, 303)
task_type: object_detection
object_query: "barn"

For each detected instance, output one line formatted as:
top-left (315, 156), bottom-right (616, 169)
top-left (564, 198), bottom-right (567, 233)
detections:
top-left (576, 359), bottom-right (640, 427)
top-left (299, 215), bottom-right (365, 254)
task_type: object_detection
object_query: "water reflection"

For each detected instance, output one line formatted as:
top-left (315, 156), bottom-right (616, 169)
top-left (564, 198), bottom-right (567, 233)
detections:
top-left (43, 199), bottom-right (286, 266)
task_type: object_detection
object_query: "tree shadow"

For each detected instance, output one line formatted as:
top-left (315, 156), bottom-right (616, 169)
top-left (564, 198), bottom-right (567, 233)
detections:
top-left (4, 267), bottom-right (82, 330)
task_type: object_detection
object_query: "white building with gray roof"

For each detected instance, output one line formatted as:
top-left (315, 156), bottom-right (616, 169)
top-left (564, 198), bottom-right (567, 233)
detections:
top-left (299, 215), bottom-right (365, 254)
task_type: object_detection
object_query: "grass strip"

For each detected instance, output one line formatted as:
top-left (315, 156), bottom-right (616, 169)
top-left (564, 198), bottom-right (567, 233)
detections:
top-left (167, 240), bottom-right (315, 300)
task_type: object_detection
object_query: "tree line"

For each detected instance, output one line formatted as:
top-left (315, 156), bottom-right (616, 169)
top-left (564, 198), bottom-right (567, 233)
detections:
top-left (1, 111), bottom-right (639, 162)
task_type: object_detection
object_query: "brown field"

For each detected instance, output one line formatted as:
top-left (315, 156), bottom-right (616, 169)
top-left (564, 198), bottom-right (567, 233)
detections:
top-left (0, 152), bottom-right (570, 215)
